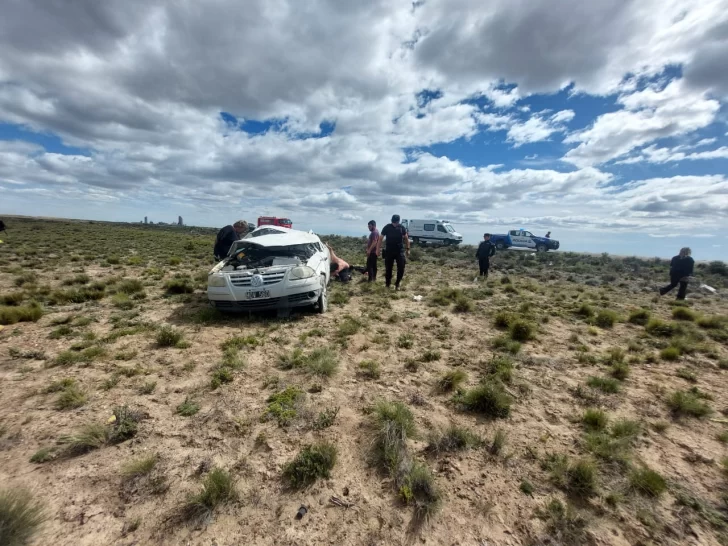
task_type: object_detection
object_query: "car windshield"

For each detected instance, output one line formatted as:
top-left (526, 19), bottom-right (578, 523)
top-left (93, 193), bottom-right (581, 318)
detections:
top-left (279, 219), bottom-right (292, 226)
top-left (227, 241), bottom-right (318, 267)
top-left (445, 224), bottom-right (455, 233)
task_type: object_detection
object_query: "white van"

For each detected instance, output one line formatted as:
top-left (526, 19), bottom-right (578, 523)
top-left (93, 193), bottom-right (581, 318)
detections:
top-left (401, 219), bottom-right (463, 246)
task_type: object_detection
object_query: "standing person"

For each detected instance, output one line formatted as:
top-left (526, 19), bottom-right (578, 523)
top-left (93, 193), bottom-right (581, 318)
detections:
top-left (475, 233), bottom-right (496, 277)
top-left (214, 220), bottom-right (249, 260)
top-left (659, 247), bottom-right (694, 300)
top-left (376, 214), bottom-right (410, 290)
top-left (365, 220), bottom-right (379, 282)
top-left (545, 231), bottom-right (551, 238)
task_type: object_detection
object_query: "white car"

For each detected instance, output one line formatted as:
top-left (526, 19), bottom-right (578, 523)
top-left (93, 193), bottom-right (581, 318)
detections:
top-left (207, 227), bottom-right (330, 313)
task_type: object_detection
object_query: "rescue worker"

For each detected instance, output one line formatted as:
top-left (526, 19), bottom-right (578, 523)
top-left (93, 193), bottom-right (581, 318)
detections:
top-left (659, 247), bottom-right (694, 300)
top-left (545, 231), bottom-right (551, 238)
top-left (365, 220), bottom-right (379, 282)
top-left (475, 233), bottom-right (496, 277)
top-left (214, 220), bottom-right (249, 261)
top-left (376, 214), bottom-right (410, 290)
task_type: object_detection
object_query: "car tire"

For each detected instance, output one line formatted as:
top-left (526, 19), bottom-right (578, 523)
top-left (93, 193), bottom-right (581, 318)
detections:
top-left (316, 275), bottom-right (328, 314)
top-left (536, 244), bottom-right (547, 252)
top-left (495, 242), bottom-right (505, 250)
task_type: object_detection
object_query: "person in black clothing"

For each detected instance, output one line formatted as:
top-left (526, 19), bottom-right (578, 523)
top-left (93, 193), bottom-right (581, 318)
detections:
top-left (376, 214), bottom-right (410, 289)
top-left (659, 247), bottom-right (694, 300)
top-left (214, 220), bottom-right (249, 260)
top-left (475, 233), bottom-right (496, 277)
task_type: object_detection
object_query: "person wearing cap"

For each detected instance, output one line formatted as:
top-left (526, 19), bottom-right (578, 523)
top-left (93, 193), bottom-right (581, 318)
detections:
top-left (365, 220), bottom-right (379, 282)
top-left (545, 231), bottom-right (551, 239)
top-left (376, 214), bottom-right (410, 290)
top-left (214, 220), bottom-right (249, 261)
top-left (475, 233), bottom-right (496, 277)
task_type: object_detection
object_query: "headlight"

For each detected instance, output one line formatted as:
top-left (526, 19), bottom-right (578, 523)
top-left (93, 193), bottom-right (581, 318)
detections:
top-left (289, 266), bottom-right (315, 280)
top-left (208, 274), bottom-right (227, 287)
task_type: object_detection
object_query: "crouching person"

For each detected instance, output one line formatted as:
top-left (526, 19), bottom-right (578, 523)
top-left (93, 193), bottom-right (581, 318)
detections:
top-left (659, 247), bottom-right (694, 300)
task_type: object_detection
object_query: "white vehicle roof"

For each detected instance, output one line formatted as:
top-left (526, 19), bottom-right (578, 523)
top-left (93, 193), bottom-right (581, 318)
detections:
top-left (237, 229), bottom-right (321, 247)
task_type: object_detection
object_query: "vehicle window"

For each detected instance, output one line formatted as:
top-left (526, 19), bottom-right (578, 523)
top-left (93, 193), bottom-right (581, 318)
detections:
top-left (250, 228), bottom-right (280, 237)
top-left (523, 231), bottom-right (533, 237)
top-left (424, 224), bottom-right (435, 231)
top-left (437, 225), bottom-right (447, 233)
top-left (510, 230), bottom-right (518, 236)
top-left (228, 242), bottom-right (318, 266)
top-left (445, 225), bottom-right (455, 233)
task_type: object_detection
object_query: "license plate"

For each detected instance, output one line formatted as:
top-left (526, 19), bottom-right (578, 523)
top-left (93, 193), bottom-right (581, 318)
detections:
top-left (245, 290), bottom-right (270, 300)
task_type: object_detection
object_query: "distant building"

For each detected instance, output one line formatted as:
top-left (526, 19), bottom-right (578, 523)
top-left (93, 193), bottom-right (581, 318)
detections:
top-left (144, 216), bottom-right (148, 224)
top-left (178, 215), bottom-right (183, 226)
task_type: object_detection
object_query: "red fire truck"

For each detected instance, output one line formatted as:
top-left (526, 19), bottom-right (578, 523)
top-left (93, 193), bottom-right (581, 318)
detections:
top-left (257, 217), bottom-right (293, 229)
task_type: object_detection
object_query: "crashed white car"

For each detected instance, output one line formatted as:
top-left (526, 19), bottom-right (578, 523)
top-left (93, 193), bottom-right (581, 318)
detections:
top-left (207, 227), bottom-right (330, 313)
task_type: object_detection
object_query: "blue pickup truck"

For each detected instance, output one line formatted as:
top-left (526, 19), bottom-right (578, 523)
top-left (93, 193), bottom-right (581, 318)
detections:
top-left (490, 229), bottom-right (560, 252)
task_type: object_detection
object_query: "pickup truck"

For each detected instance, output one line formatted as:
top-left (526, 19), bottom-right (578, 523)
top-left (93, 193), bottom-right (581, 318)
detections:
top-left (489, 229), bottom-right (560, 252)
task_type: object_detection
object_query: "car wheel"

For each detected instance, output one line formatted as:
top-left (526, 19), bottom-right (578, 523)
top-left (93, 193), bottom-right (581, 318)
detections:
top-left (536, 244), bottom-right (547, 252)
top-left (316, 275), bottom-right (328, 314)
top-left (496, 242), bottom-right (505, 250)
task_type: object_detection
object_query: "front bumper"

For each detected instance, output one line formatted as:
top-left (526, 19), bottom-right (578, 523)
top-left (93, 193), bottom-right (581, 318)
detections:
top-left (207, 277), bottom-right (322, 312)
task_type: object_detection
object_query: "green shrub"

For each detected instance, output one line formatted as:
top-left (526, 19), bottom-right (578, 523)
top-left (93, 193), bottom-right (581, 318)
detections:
top-left (0, 488), bottom-right (46, 546)
top-left (29, 448), bottom-right (56, 464)
top-left (282, 442), bottom-right (337, 488)
top-left (264, 387), bottom-right (304, 426)
top-left (575, 303), bottom-right (594, 318)
top-left (456, 380), bottom-right (512, 418)
top-left (111, 293), bottom-right (134, 310)
top-left (397, 333), bottom-right (414, 349)
top-left (210, 366), bottom-right (234, 389)
top-left (164, 277), bottom-right (194, 294)
top-left (55, 383), bottom-right (88, 410)
top-left (358, 360), bottom-right (381, 379)
top-left (0, 304), bottom-right (43, 325)
top-left (628, 309), bottom-right (651, 326)
top-left (156, 325), bottom-right (184, 347)
top-left (509, 320), bottom-right (534, 342)
top-left (279, 347), bottom-right (338, 376)
top-left (594, 309), bottom-right (618, 328)
top-left (610, 362), bottom-right (631, 380)
top-left (426, 426), bottom-right (481, 454)
top-left (582, 409), bottom-right (608, 431)
top-left (453, 295), bottom-right (474, 313)
top-left (491, 335), bottom-right (522, 354)
top-left (122, 454), bottom-right (158, 478)
top-left (221, 335), bottom-right (259, 351)
top-left (676, 367), bottom-right (697, 383)
top-left (176, 397), bottom-right (200, 417)
top-left (493, 311), bottom-right (514, 329)
top-left (645, 319), bottom-right (682, 337)
top-left (660, 346), bottom-right (681, 361)
top-left (587, 376), bottom-right (620, 393)
top-left (117, 279), bottom-right (144, 294)
top-left (629, 467), bottom-right (667, 497)
top-left (59, 423), bottom-right (108, 456)
top-left (566, 459), bottom-right (598, 497)
top-left (667, 390), bottom-right (712, 418)
top-left (535, 499), bottom-right (587, 545)
top-left (399, 462), bottom-right (442, 521)
top-left (485, 355), bottom-right (514, 384)
top-left (697, 316), bottom-right (726, 329)
top-left (180, 468), bottom-right (236, 526)
top-left (672, 307), bottom-right (696, 321)
top-left (0, 292), bottom-right (24, 306)
top-left (419, 349), bottom-right (441, 362)
top-left (437, 369), bottom-right (467, 392)
top-left (107, 406), bottom-right (142, 444)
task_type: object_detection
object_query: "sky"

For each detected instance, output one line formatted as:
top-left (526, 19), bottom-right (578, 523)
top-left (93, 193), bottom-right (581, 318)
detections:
top-left (0, 0), bottom-right (727, 259)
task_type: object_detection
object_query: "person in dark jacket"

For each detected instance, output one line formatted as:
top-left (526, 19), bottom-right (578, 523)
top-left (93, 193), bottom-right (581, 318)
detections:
top-left (214, 220), bottom-right (248, 260)
top-left (659, 247), bottom-right (694, 300)
top-left (475, 233), bottom-right (496, 277)
top-left (376, 214), bottom-right (410, 290)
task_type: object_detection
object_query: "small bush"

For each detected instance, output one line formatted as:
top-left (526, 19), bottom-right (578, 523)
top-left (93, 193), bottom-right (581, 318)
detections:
top-left (156, 325), bottom-right (184, 347)
top-left (0, 488), bottom-right (46, 546)
top-left (536, 499), bottom-right (587, 545)
top-left (400, 462), bottom-right (442, 521)
top-left (611, 419), bottom-right (641, 439)
top-left (453, 295), bottom-right (474, 313)
top-left (520, 480), bottom-right (535, 495)
top-left (493, 311), bottom-right (514, 329)
top-left (111, 293), bottom-right (134, 310)
top-left (491, 335), bottom-right (521, 354)
top-left (628, 309), bottom-right (651, 326)
top-left (672, 307), bottom-right (696, 321)
top-left (397, 333), bottom-right (414, 349)
top-left (509, 319), bottom-right (534, 342)
top-left (280, 347), bottom-right (338, 377)
top-left (594, 309), bottom-right (618, 328)
top-left (336, 316), bottom-right (362, 338)
top-left (210, 366), bottom-right (234, 389)
top-left (221, 336), bottom-right (259, 351)
top-left (59, 423), bottom-right (109, 456)
top-left (456, 380), bottom-right (512, 418)
top-left (697, 316), bottom-right (726, 329)
top-left (676, 367), bottom-right (697, 383)
top-left (0, 292), bottom-right (24, 306)
top-left (176, 397), bottom-right (200, 417)
top-left (122, 455), bottom-right (158, 478)
top-left (107, 406), bottom-right (142, 444)
top-left (485, 355), bottom-right (514, 384)
top-left (660, 346), bottom-right (681, 361)
top-left (358, 360), bottom-right (381, 379)
top-left (29, 448), bottom-right (55, 464)
top-left (312, 407), bottom-right (339, 430)
top-left (610, 362), bottom-right (631, 380)
top-left (489, 428), bottom-right (507, 455)
top-left (575, 303), bottom-right (594, 318)
top-left (667, 390), bottom-right (712, 418)
top-left (566, 459), bottom-right (598, 497)
top-left (117, 279), bottom-right (144, 295)
top-left (0, 304), bottom-right (43, 326)
top-left (419, 349), bottom-right (441, 362)
top-left (645, 319), bottom-right (681, 337)
top-left (587, 376), bottom-right (620, 393)
top-left (138, 381), bottom-right (157, 395)
top-left (181, 468), bottom-right (236, 526)
top-left (265, 386), bottom-right (304, 426)
top-left (426, 426), bottom-right (481, 454)
top-left (164, 277), bottom-right (195, 294)
top-left (582, 409), bottom-right (608, 431)
top-left (437, 369), bottom-right (467, 392)
top-left (629, 467), bottom-right (667, 497)
top-left (282, 442), bottom-right (337, 489)
top-left (55, 383), bottom-right (88, 410)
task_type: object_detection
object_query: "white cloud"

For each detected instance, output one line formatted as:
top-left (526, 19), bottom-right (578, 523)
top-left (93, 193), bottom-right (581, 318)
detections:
top-left (564, 80), bottom-right (720, 167)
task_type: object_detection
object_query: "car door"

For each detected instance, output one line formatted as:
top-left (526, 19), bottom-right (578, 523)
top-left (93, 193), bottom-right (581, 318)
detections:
top-left (509, 230), bottom-right (528, 248)
top-left (521, 231), bottom-right (537, 248)
top-left (436, 224), bottom-right (448, 242)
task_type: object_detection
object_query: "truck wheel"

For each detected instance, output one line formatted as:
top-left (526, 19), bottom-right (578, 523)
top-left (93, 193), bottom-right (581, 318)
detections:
top-left (316, 275), bottom-right (328, 314)
top-left (495, 242), bottom-right (505, 250)
top-left (536, 244), bottom-right (547, 252)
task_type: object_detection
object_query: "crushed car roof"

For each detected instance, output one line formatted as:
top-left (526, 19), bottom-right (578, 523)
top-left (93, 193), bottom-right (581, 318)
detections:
top-left (235, 229), bottom-right (322, 247)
